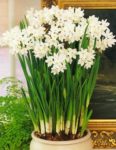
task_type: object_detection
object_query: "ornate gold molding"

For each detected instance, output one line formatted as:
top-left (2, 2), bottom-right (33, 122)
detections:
top-left (89, 120), bottom-right (116, 148)
top-left (91, 130), bottom-right (116, 148)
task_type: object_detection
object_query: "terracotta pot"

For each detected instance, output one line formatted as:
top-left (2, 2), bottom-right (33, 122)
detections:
top-left (30, 130), bottom-right (93, 150)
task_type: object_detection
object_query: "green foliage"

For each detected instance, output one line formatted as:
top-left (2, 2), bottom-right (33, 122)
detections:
top-left (0, 97), bottom-right (33, 150)
top-left (19, 50), bottom-right (100, 137)
top-left (0, 77), bottom-right (24, 98)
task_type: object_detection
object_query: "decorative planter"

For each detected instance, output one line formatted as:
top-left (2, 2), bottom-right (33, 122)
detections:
top-left (30, 130), bottom-right (93, 150)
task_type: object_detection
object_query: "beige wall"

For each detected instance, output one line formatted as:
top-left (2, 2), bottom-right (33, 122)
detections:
top-left (0, 0), bottom-right (8, 33)
top-left (14, 0), bottom-right (41, 25)
top-left (0, 0), bottom-right (41, 33)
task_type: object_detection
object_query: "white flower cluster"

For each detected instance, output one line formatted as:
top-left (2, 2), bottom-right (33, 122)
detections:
top-left (0, 6), bottom-right (115, 74)
top-left (46, 48), bottom-right (78, 74)
top-left (87, 16), bottom-right (116, 51)
top-left (77, 48), bottom-right (95, 69)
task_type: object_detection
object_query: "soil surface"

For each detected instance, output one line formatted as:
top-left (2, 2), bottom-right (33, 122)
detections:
top-left (34, 131), bottom-right (87, 141)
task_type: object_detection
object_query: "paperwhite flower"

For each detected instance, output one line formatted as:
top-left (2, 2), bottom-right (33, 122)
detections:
top-left (87, 16), bottom-right (109, 40)
top-left (96, 29), bottom-right (116, 51)
top-left (51, 62), bottom-right (66, 75)
top-left (0, 26), bottom-right (23, 54)
top-left (34, 42), bottom-right (50, 59)
top-left (58, 22), bottom-right (75, 43)
top-left (72, 7), bottom-right (84, 23)
top-left (0, 26), bottom-right (21, 46)
top-left (46, 52), bottom-right (67, 75)
top-left (77, 48), bottom-right (95, 69)
top-left (66, 48), bottom-right (78, 64)
top-left (46, 48), bottom-right (78, 74)
top-left (45, 56), bottom-right (54, 67)
top-left (26, 8), bottom-right (44, 27)
top-left (61, 7), bottom-right (84, 24)
top-left (45, 35), bottom-right (59, 48)
top-left (0, 6), bottom-right (115, 74)
top-left (27, 26), bottom-right (45, 40)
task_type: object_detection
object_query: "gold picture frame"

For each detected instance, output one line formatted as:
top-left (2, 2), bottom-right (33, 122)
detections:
top-left (58, 0), bottom-right (116, 9)
top-left (41, 0), bottom-right (116, 148)
top-left (42, 0), bottom-right (116, 9)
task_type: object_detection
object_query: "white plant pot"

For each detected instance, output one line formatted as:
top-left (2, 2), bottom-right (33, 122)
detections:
top-left (30, 130), bottom-right (93, 150)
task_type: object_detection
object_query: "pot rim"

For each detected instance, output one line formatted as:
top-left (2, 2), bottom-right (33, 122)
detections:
top-left (31, 130), bottom-right (91, 145)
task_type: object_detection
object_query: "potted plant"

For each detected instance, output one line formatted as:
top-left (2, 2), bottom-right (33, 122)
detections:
top-left (0, 6), bottom-right (115, 150)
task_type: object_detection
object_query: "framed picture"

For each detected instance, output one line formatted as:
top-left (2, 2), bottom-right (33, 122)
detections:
top-left (42, 0), bottom-right (116, 148)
